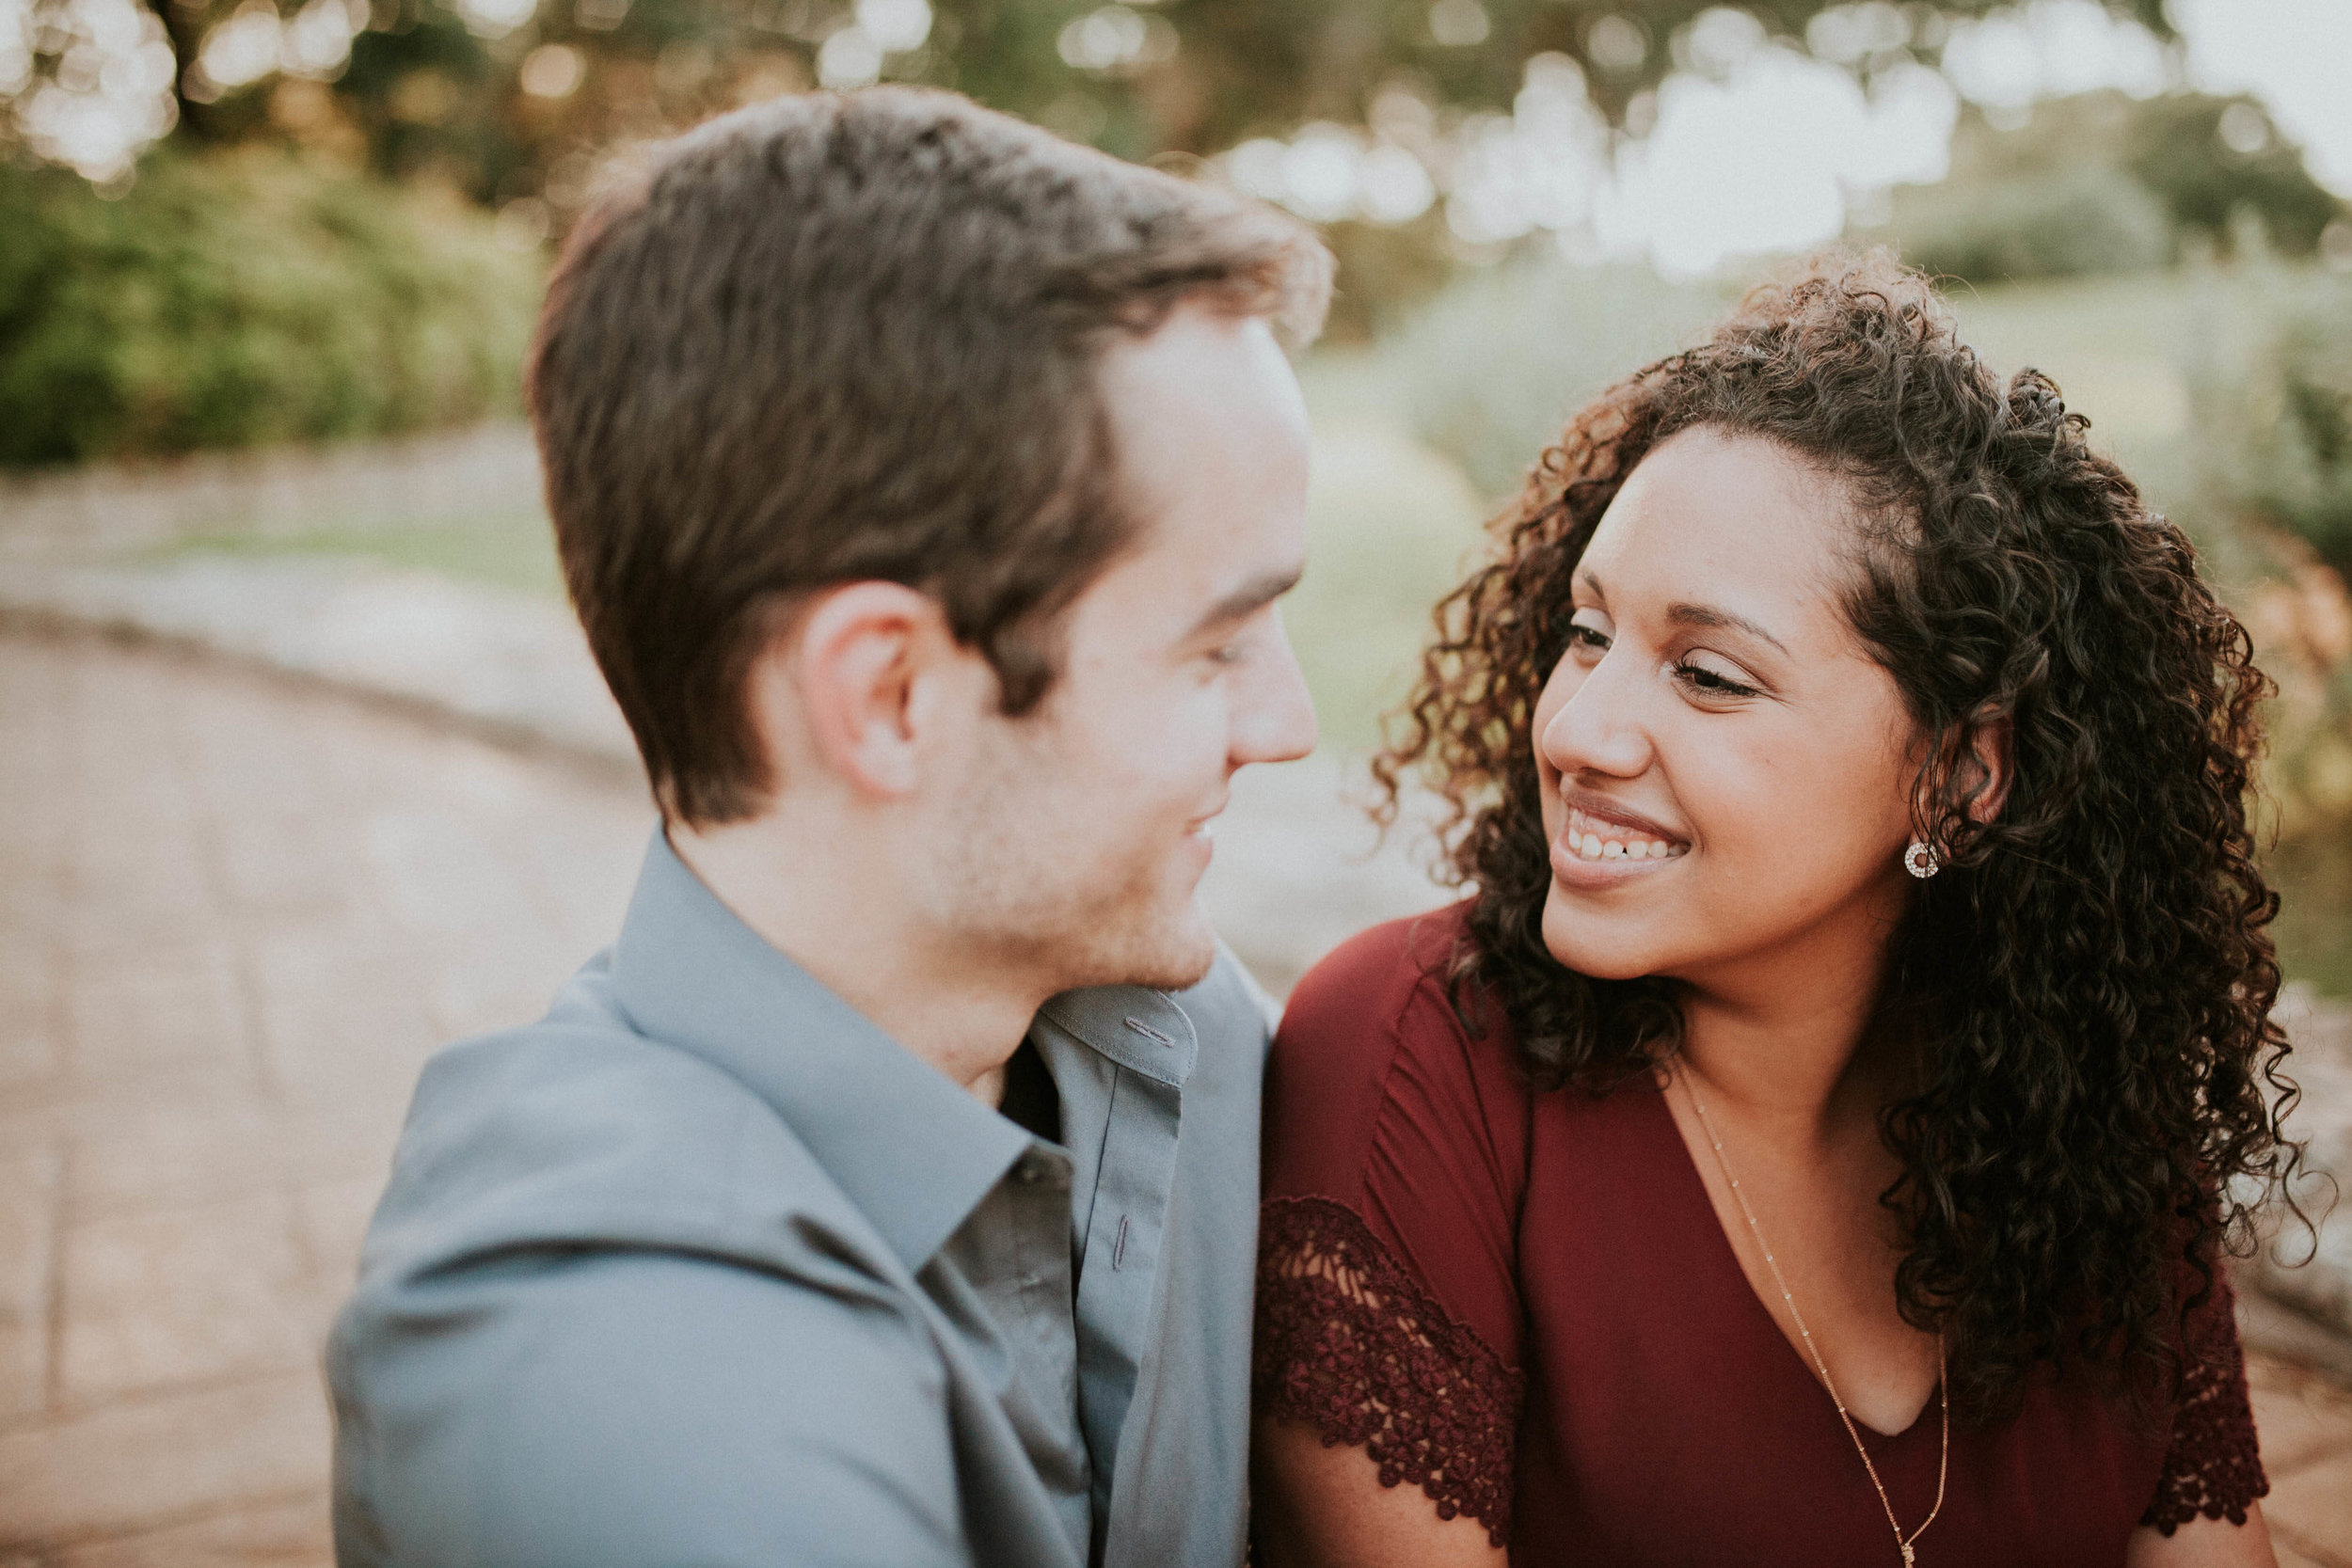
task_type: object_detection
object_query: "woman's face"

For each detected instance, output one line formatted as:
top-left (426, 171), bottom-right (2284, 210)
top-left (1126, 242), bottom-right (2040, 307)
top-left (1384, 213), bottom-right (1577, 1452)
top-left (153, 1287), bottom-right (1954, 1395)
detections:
top-left (1533, 425), bottom-right (1921, 990)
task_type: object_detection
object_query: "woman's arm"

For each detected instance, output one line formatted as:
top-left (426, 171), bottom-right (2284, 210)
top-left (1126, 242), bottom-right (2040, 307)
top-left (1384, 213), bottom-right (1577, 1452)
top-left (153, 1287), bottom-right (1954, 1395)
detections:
top-left (2125, 1504), bottom-right (2278, 1568)
top-left (2130, 1266), bottom-right (2275, 1565)
top-left (1252, 915), bottom-right (1532, 1567)
top-left (1251, 1416), bottom-right (1508, 1568)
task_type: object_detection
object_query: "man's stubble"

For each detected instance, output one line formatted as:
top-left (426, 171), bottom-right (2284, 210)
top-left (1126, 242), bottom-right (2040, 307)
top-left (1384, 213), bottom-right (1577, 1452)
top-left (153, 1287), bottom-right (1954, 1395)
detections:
top-left (922, 721), bottom-right (1218, 1000)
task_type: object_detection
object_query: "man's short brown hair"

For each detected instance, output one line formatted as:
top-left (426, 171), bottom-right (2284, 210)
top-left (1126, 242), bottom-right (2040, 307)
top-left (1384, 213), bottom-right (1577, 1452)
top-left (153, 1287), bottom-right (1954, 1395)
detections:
top-left (528, 87), bottom-right (1330, 825)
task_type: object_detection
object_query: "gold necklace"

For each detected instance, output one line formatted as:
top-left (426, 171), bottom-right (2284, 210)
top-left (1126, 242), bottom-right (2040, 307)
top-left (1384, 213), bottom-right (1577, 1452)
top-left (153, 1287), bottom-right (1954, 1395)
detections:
top-left (1676, 1069), bottom-right (1949, 1566)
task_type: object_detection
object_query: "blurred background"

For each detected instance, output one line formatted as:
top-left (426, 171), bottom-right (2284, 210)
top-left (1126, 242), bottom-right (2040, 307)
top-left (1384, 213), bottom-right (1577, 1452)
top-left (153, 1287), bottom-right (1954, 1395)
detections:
top-left (5, 1), bottom-right (2352, 1563)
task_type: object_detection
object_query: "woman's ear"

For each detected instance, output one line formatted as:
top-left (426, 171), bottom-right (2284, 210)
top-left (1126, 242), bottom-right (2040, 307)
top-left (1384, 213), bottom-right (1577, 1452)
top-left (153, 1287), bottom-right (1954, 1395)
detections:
top-left (1961, 712), bottom-right (2012, 826)
top-left (1906, 710), bottom-right (2012, 848)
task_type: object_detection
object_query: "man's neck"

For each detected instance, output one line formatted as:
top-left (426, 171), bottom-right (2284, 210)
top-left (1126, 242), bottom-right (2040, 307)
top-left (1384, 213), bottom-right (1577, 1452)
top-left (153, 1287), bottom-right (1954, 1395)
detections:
top-left (667, 819), bottom-right (1048, 1099)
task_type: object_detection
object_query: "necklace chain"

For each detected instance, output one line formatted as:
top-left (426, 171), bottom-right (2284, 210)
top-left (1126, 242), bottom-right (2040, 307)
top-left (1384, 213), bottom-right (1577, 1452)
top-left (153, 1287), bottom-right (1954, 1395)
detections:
top-left (1676, 1069), bottom-right (1948, 1567)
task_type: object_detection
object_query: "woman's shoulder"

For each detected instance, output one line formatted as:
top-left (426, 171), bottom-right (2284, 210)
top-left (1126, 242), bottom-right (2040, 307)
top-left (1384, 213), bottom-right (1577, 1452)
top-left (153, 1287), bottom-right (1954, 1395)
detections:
top-left (1265, 901), bottom-right (1534, 1201)
top-left (1275, 902), bottom-right (1517, 1080)
top-left (1279, 900), bottom-right (1498, 1048)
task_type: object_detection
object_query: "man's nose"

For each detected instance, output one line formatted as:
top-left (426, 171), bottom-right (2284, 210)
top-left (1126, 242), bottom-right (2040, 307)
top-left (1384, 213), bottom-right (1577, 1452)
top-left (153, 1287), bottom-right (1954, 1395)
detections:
top-left (1232, 617), bottom-right (1318, 768)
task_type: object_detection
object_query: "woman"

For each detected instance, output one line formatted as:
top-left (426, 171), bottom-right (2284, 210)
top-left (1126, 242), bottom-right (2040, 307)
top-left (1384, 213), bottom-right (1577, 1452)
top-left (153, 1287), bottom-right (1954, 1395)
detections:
top-left (1250, 254), bottom-right (2296, 1567)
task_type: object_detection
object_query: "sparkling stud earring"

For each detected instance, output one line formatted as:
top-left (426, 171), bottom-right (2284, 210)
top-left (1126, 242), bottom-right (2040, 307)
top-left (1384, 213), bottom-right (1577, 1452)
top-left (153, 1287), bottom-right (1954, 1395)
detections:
top-left (1903, 840), bottom-right (1941, 879)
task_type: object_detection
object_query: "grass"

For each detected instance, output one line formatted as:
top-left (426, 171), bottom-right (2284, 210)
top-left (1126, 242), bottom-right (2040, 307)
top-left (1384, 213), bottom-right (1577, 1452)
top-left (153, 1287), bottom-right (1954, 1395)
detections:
top-left (166, 509), bottom-right (565, 597)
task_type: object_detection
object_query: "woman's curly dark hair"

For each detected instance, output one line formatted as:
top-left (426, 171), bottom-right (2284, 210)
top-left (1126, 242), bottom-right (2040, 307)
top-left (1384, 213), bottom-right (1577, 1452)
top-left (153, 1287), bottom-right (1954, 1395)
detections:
top-left (1375, 250), bottom-right (2301, 1418)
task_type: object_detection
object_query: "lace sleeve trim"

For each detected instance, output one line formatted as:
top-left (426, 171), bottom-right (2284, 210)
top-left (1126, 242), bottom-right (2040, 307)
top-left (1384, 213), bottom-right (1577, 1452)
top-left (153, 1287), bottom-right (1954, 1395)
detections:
top-left (2139, 1270), bottom-right (2270, 1535)
top-left (1253, 1195), bottom-right (1525, 1546)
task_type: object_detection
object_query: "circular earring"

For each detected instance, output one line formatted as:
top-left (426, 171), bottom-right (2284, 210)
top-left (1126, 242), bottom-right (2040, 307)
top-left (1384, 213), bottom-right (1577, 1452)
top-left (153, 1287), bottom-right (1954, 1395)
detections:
top-left (1903, 840), bottom-right (1941, 879)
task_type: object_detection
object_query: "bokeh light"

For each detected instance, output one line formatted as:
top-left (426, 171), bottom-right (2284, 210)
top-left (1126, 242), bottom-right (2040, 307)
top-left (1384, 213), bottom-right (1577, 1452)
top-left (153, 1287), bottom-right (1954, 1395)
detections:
top-left (16, 0), bottom-right (176, 181)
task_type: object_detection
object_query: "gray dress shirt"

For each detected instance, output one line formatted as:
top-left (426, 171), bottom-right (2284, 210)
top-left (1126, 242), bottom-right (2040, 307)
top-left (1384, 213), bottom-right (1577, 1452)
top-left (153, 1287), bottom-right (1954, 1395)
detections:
top-left (327, 834), bottom-right (1275, 1568)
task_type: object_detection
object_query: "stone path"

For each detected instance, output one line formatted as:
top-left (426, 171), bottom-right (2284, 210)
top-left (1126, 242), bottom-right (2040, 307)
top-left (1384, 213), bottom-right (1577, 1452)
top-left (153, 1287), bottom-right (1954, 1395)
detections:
top-left (3, 625), bottom-right (2351, 1564)
top-left (0, 626), bottom-right (645, 1565)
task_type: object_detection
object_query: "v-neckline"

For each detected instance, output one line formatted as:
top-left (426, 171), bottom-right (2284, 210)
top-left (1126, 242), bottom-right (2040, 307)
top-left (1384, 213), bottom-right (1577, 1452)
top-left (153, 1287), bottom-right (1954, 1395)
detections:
top-left (1634, 1076), bottom-right (1939, 1443)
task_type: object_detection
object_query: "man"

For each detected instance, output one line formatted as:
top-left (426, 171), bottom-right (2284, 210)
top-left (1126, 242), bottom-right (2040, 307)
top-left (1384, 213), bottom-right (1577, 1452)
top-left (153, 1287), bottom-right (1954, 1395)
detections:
top-left (326, 88), bottom-right (1330, 1568)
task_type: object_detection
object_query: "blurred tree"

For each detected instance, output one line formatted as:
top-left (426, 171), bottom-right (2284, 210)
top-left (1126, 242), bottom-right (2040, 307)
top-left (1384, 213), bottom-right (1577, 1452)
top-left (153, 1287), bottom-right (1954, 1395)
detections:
top-left (2196, 275), bottom-right (2352, 579)
top-left (4, 0), bottom-right (2169, 206)
top-left (2123, 93), bottom-right (2344, 258)
top-left (0, 150), bottom-right (539, 463)
top-left (1865, 89), bottom-right (2346, 283)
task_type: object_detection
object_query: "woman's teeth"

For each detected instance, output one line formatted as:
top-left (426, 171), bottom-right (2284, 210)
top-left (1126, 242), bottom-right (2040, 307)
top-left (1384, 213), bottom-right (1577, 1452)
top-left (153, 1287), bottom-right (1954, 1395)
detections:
top-left (1565, 809), bottom-right (1687, 863)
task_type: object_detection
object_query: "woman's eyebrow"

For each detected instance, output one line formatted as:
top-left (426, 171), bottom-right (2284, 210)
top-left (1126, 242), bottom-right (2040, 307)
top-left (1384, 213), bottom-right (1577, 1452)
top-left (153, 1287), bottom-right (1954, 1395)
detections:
top-left (1666, 600), bottom-right (1789, 656)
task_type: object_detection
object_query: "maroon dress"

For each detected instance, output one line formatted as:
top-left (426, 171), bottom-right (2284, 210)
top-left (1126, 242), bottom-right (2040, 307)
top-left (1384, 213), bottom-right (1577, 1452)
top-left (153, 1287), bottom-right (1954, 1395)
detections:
top-left (1255, 906), bottom-right (2268, 1567)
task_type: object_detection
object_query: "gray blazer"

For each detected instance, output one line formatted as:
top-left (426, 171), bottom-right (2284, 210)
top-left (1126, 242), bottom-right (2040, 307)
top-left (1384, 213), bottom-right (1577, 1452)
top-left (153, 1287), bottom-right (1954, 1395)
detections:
top-left (328, 834), bottom-right (1275, 1568)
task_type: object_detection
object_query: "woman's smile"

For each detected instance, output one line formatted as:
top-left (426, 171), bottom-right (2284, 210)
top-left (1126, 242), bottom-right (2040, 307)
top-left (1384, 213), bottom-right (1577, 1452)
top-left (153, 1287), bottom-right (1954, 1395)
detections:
top-left (1549, 799), bottom-right (1691, 890)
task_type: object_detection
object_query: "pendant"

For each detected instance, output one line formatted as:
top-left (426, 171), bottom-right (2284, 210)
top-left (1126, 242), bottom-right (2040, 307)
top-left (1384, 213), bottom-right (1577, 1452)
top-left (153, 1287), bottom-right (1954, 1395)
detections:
top-left (1900, 1546), bottom-right (1915, 1566)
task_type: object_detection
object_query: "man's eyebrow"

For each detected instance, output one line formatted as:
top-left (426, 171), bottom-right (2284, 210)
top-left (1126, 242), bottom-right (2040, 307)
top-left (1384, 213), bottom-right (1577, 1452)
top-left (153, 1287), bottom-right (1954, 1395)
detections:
top-left (1666, 600), bottom-right (1789, 656)
top-left (1187, 566), bottom-right (1303, 637)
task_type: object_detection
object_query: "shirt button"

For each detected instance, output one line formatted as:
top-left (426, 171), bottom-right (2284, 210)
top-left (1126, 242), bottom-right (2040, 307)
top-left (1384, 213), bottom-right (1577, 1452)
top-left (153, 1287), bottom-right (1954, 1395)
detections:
top-left (1015, 1157), bottom-right (1047, 1185)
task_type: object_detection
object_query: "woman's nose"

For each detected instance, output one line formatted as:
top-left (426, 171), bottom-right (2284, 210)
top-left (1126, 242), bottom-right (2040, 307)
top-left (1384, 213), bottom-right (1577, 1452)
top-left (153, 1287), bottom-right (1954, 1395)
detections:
top-left (1539, 652), bottom-right (1653, 782)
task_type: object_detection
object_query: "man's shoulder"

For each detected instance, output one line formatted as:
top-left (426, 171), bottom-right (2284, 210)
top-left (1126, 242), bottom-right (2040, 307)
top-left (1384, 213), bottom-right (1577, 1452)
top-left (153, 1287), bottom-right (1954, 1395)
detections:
top-left (356, 955), bottom-right (893, 1296)
top-left (329, 960), bottom-right (973, 1567)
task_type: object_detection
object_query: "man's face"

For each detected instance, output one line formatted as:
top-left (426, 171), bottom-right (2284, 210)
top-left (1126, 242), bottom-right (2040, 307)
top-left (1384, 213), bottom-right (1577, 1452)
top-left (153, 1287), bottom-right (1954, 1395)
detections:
top-left (918, 303), bottom-right (1319, 993)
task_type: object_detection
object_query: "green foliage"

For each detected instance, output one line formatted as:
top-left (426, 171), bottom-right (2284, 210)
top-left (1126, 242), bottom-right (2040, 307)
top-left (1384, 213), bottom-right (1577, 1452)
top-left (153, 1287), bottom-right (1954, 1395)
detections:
top-left (167, 509), bottom-right (565, 594)
top-left (2124, 93), bottom-right (2345, 257)
top-left (1885, 163), bottom-right (2174, 283)
top-left (1867, 91), bottom-right (2346, 285)
top-left (1287, 418), bottom-right (1488, 747)
top-left (0, 150), bottom-right (541, 467)
top-left (2185, 265), bottom-right (2352, 578)
top-left (114, 1), bottom-right (2170, 212)
top-left (1316, 215), bottom-right (1461, 345)
top-left (1342, 255), bottom-right (1728, 498)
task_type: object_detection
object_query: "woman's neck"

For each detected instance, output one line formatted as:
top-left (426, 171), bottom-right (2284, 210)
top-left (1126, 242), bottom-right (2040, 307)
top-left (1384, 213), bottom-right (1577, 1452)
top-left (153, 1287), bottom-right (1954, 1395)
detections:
top-left (1669, 906), bottom-right (1915, 1147)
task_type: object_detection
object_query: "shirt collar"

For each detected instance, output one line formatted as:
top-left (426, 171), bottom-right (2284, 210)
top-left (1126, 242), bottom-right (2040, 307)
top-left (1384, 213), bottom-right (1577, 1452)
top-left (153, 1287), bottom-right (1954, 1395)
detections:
top-left (609, 831), bottom-right (1035, 1275)
top-left (1037, 985), bottom-right (1198, 1088)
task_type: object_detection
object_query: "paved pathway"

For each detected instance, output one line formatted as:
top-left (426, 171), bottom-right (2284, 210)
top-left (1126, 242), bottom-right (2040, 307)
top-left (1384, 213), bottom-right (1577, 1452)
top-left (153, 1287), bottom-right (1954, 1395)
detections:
top-left (3, 626), bottom-right (2351, 1564)
top-left (0, 627), bottom-right (645, 1565)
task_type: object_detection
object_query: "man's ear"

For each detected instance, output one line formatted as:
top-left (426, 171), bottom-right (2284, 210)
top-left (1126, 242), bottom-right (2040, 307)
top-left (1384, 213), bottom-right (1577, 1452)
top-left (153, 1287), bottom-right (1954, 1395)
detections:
top-left (751, 582), bottom-right (964, 800)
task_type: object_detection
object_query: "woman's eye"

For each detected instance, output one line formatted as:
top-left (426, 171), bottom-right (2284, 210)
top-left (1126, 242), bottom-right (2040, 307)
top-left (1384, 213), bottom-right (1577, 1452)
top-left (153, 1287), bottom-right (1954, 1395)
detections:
top-left (1670, 658), bottom-right (1760, 699)
top-left (1566, 612), bottom-right (1613, 657)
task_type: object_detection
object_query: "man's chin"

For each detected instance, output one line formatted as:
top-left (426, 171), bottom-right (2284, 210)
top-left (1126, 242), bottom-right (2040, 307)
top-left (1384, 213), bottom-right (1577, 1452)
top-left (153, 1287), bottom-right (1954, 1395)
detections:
top-left (1110, 921), bottom-right (1219, 992)
top-left (1120, 943), bottom-right (1218, 994)
top-left (1066, 904), bottom-right (1219, 995)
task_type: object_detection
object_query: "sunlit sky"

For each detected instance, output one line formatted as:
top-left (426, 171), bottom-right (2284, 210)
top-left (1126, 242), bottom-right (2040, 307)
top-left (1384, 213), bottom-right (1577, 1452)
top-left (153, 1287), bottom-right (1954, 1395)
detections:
top-left (1602, 0), bottom-right (2352, 274)
top-left (1226, 0), bottom-right (2352, 279)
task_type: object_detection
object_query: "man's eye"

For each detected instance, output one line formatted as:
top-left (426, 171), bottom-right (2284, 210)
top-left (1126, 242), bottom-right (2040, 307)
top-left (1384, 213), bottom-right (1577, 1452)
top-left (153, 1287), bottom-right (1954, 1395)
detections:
top-left (1208, 642), bottom-right (1248, 667)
